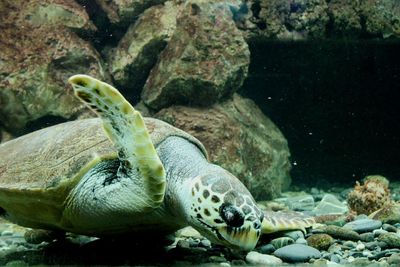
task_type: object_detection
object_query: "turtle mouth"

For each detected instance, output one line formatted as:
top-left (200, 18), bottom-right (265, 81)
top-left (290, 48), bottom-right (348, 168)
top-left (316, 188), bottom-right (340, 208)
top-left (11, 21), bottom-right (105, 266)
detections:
top-left (196, 218), bottom-right (259, 251)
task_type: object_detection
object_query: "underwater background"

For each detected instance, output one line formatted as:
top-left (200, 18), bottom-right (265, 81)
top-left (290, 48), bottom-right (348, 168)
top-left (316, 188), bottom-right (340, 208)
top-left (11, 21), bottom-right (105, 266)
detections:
top-left (1, 0), bottom-right (400, 266)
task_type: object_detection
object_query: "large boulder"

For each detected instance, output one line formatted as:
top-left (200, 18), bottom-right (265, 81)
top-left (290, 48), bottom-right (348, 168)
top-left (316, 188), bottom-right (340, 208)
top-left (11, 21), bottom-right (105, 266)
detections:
top-left (141, 0), bottom-right (250, 110)
top-left (95, 0), bottom-right (167, 26)
top-left (155, 94), bottom-right (291, 200)
top-left (0, 0), bottom-right (106, 135)
top-left (109, 1), bottom-right (181, 92)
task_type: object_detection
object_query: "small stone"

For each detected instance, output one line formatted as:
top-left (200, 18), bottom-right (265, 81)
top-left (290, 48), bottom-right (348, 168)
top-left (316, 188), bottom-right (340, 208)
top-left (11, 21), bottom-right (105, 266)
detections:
top-left (388, 253), bottom-right (400, 265)
top-left (1, 230), bottom-right (13, 236)
top-left (296, 238), bottom-right (308, 245)
top-left (306, 234), bottom-right (334, 250)
top-left (365, 241), bottom-right (388, 250)
top-left (360, 232), bottom-right (375, 242)
top-left (343, 218), bottom-right (382, 233)
top-left (177, 239), bottom-right (191, 249)
top-left (230, 259), bottom-right (246, 265)
top-left (323, 225), bottom-right (361, 241)
top-left (313, 194), bottom-right (348, 216)
top-left (273, 244), bottom-right (321, 263)
top-left (356, 242), bottom-right (365, 251)
top-left (342, 240), bottom-right (357, 248)
top-left (270, 237), bottom-right (294, 249)
top-left (373, 229), bottom-right (388, 237)
top-left (258, 243), bottom-right (275, 254)
top-left (286, 194), bottom-right (315, 211)
top-left (378, 233), bottom-right (400, 248)
top-left (200, 239), bottom-right (211, 247)
top-left (283, 230), bottom-right (304, 241)
top-left (219, 263), bottom-right (230, 267)
top-left (246, 251), bottom-right (283, 265)
top-left (209, 255), bottom-right (226, 263)
top-left (382, 223), bottom-right (398, 232)
top-left (330, 254), bottom-right (341, 263)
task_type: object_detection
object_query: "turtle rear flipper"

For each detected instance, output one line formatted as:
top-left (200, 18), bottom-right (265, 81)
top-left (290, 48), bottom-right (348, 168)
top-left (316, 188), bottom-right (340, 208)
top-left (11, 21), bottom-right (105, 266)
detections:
top-left (262, 211), bottom-right (315, 234)
top-left (68, 75), bottom-right (166, 209)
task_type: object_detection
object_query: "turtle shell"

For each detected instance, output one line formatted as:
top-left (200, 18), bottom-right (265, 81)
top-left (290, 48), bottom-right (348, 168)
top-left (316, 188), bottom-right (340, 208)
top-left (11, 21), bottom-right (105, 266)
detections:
top-left (0, 117), bottom-right (207, 227)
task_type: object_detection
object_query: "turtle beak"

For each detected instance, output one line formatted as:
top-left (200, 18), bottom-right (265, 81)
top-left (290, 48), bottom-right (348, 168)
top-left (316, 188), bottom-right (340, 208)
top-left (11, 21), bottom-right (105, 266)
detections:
top-left (217, 223), bottom-right (261, 251)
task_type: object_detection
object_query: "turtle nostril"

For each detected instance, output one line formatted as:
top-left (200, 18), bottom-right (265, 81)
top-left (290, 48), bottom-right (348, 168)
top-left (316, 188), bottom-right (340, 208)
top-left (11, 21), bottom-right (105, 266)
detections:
top-left (253, 221), bottom-right (261, 229)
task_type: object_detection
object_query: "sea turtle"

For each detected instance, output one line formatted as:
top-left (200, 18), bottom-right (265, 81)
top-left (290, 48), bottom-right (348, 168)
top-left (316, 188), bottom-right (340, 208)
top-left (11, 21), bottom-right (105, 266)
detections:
top-left (0, 75), bottom-right (314, 251)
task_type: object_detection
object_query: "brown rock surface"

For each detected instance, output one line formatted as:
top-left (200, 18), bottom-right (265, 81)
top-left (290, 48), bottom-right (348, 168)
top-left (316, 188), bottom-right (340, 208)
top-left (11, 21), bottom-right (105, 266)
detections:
top-left (142, 0), bottom-right (250, 110)
top-left (155, 94), bottom-right (291, 200)
top-left (95, 0), bottom-right (167, 26)
top-left (109, 2), bottom-right (181, 91)
top-left (0, 0), bottom-right (106, 135)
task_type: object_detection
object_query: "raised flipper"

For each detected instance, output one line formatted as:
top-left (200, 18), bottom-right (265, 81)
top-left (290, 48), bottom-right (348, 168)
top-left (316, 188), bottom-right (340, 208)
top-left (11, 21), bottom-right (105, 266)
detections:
top-left (262, 211), bottom-right (315, 234)
top-left (68, 75), bottom-right (166, 208)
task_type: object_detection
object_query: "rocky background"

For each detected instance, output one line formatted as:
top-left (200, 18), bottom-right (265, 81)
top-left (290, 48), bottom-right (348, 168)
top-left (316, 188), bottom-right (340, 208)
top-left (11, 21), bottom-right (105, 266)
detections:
top-left (0, 0), bottom-right (399, 200)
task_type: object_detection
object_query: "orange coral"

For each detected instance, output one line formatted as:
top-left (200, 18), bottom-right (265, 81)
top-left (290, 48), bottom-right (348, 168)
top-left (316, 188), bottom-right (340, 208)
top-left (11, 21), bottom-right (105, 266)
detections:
top-left (347, 175), bottom-right (392, 215)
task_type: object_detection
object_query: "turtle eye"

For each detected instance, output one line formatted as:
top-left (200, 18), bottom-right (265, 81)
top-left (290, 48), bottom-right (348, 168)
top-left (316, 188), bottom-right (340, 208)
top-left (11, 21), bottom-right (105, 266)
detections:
top-left (219, 203), bottom-right (244, 227)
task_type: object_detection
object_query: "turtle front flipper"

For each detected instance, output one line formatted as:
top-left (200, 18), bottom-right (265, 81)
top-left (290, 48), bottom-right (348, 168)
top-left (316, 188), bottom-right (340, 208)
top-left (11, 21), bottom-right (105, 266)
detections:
top-left (262, 211), bottom-right (315, 234)
top-left (68, 75), bottom-right (166, 208)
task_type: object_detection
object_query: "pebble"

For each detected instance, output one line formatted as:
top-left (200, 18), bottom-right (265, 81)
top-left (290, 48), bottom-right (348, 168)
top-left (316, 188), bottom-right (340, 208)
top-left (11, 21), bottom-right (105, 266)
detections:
top-left (283, 230), bottom-right (304, 241)
top-left (306, 234), bottom-right (334, 250)
top-left (378, 233), bottom-right (400, 248)
top-left (285, 194), bottom-right (315, 211)
top-left (258, 244), bottom-right (275, 254)
top-left (360, 232), bottom-right (375, 242)
top-left (270, 237), bottom-right (294, 249)
top-left (273, 244), bottom-right (321, 263)
top-left (356, 242), bottom-right (365, 251)
top-left (200, 239), bottom-right (211, 247)
top-left (343, 218), bottom-right (382, 233)
top-left (382, 223), bottom-right (398, 233)
top-left (388, 253), bottom-right (400, 265)
top-left (246, 251), bottom-right (283, 265)
top-left (374, 229), bottom-right (388, 237)
top-left (313, 194), bottom-right (348, 216)
top-left (295, 237), bottom-right (308, 245)
top-left (324, 225), bottom-right (361, 241)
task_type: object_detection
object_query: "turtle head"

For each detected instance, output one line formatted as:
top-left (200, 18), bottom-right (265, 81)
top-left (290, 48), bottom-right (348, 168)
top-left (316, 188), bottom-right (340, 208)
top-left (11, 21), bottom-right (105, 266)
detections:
top-left (184, 168), bottom-right (263, 251)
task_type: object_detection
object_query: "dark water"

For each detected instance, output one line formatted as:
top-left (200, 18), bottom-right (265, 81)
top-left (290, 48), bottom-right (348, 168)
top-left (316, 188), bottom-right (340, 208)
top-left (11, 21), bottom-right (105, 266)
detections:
top-left (240, 39), bottom-right (400, 187)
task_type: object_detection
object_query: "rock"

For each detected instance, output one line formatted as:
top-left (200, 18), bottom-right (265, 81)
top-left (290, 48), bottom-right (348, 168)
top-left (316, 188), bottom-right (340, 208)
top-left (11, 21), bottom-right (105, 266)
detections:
top-left (285, 194), bottom-right (315, 211)
top-left (247, 0), bottom-right (329, 40)
top-left (283, 230), bottom-right (304, 241)
top-left (0, 1), bottom-right (106, 135)
top-left (347, 175), bottom-right (392, 215)
top-left (109, 2), bottom-right (181, 91)
top-left (273, 244), bottom-right (321, 263)
top-left (306, 234), bottom-right (334, 251)
top-left (175, 227), bottom-right (203, 239)
top-left (258, 243), bottom-right (275, 254)
top-left (155, 94), bottom-right (291, 199)
top-left (382, 224), bottom-right (398, 233)
top-left (295, 238), bottom-right (308, 245)
top-left (343, 218), bottom-right (382, 233)
top-left (95, 0), bottom-right (166, 26)
top-left (15, 0), bottom-right (95, 32)
top-left (361, 0), bottom-right (400, 38)
top-left (270, 237), bottom-right (294, 249)
top-left (313, 194), bottom-right (348, 216)
top-left (378, 233), bottom-right (400, 248)
top-left (246, 251), bottom-right (283, 265)
top-left (373, 229), bottom-right (388, 237)
top-left (327, 0), bottom-right (362, 36)
top-left (142, 1), bottom-right (250, 110)
top-left (323, 225), bottom-right (361, 241)
top-left (356, 242), bottom-right (365, 251)
top-left (359, 232), bottom-right (375, 242)
top-left (371, 203), bottom-right (400, 224)
top-left (388, 253), bottom-right (400, 265)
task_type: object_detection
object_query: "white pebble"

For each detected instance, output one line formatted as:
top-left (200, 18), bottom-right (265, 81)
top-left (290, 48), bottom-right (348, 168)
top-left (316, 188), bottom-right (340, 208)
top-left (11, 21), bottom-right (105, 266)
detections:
top-left (356, 243), bottom-right (365, 251)
top-left (1, 230), bottom-right (13, 236)
top-left (246, 251), bottom-right (283, 265)
top-left (219, 263), bottom-right (230, 267)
